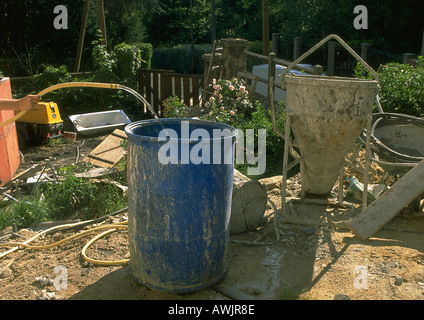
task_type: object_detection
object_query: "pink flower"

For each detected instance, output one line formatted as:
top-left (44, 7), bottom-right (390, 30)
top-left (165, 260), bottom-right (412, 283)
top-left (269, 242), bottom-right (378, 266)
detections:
top-left (230, 110), bottom-right (235, 116)
top-left (229, 85), bottom-right (235, 91)
top-left (220, 106), bottom-right (225, 111)
top-left (239, 85), bottom-right (246, 92)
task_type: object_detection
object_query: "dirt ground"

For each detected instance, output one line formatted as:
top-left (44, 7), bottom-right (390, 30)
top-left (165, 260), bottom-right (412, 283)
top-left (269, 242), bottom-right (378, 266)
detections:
top-left (1, 134), bottom-right (424, 301)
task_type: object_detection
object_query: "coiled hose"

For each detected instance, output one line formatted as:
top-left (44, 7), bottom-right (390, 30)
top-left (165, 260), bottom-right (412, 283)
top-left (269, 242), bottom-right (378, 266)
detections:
top-left (0, 207), bottom-right (129, 266)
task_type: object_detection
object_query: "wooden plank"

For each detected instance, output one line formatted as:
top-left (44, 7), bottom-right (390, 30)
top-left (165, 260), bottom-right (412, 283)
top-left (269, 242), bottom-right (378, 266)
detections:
top-left (173, 75), bottom-right (182, 99)
top-left (213, 283), bottom-right (255, 300)
top-left (152, 71), bottom-right (160, 114)
top-left (191, 77), bottom-right (203, 106)
top-left (183, 76), bottom-right (191, 105)
top-left (83, 129), bottom-right (126, 168)
top-left (349, 159), bottom-right (424, 240)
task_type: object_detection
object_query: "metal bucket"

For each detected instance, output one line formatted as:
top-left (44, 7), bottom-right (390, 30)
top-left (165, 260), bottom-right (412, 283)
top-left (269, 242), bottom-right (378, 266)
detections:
top-left (285, 75), bottom-right (379, 194)
top-left (125, 118), bottom-right (237, 293)
top-left (278, 34), bottom-right (380, 196)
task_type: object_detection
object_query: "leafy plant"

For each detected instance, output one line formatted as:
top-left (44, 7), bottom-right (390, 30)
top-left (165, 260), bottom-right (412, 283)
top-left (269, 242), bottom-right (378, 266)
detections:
top-left (202, 77), bottom-right (286, 178)
top-left (377, 57), bottom-right (424, 116)
top-left (203, 77), bottom-right (253, 124)
top-left (354, 57), bottom-right (424, 116)
top-left (0, 166), bottom-right (127, 231)
top-left (236, 100), bottom-right (286, 178)
top-left (0, 196), bottom-right (51, 230)
top-left (161, 96), bottom-right (188, 118)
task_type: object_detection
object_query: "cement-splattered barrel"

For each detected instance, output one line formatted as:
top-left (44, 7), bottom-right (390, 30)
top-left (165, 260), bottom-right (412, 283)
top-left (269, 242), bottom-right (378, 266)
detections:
top-left (125, 118), bottom-right (237, 293)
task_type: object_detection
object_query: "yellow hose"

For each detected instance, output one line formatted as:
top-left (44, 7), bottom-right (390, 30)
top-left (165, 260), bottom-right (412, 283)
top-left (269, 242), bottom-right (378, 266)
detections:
top-left (1, 82), bottom-right (130, 263)
top-left (0, 82), bottom-right (120, 128)
top-left (0, 221), bottom-right (129, 266)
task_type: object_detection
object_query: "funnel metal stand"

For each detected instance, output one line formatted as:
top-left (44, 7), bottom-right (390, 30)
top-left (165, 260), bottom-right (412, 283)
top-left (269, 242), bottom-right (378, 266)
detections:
top-left (280, 113), bottom-right (372, 217)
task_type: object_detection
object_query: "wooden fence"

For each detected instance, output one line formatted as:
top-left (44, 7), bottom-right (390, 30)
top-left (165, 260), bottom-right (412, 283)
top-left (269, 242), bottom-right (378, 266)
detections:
top-left (138, 68), bottom-right (204, 115)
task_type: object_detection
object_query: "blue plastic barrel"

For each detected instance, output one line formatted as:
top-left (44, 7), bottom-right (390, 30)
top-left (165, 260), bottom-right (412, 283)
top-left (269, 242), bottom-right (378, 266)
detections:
top-left (125, 118), bottom-right (238, 293)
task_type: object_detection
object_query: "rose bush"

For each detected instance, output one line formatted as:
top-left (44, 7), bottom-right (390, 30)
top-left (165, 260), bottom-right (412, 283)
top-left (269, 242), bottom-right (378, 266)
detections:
top-left (203, 77), bottom-right (253, 123)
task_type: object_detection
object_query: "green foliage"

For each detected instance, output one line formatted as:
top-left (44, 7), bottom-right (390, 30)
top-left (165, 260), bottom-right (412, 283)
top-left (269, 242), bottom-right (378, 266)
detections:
top-left (92, 41), bottom-right (145, 88)
top-left (12, 40), bottom-right (153, 120)
top-left (203, 77), bottom-right (252, 124)
top-left (354, 57), bottom-right (424, 116)
top-left (161, 96), bottom-right (188, 118)
top-left (151, 44), bottom-right (212, 74)
top-left (135, 43), bottom-right (153, 69)
top-left (377, 57), bottom-right (424, 116)
top-left (0, 166), bottom-right (127, 231)
top-left (33, 65), bottom-right (73, 87)
top-left (236, 100), bottom-right (286, 178)
top-left (143, 0), bottom-right (210, 47)
top-left (202, 77), bottom-right (286, 178)
top-left (0, 197), bottom-right (51, 231)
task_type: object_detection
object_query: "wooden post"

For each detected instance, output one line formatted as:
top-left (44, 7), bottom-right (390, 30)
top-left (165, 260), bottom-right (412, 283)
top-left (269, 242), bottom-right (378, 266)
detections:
top-left (313, 65), bottom-right (323, 75)
top-left (293, 37), bottom-right (301, 60)
top-left (421, 28), bottom-right (424, 56)
top-left (327, 41), bottom-right (336, 76)
top-left (268, 52), bottom-right (276, 99)
top-left (360, 43), bottom-right (370, 62)
top-left (211, 0), bottom-right (216, 45)
top-left (262, 0), bottom-right (269, 56)
top-left (189, 0), bottom-right (195, 73)
top-left (403, 53), bottom-right (415, 65)
top-left (97, 0), bottom-right (107, 47)
top-left (74, 0), bottom-right (91, 73)
top-left (272, 33), bottom-right (279, 56)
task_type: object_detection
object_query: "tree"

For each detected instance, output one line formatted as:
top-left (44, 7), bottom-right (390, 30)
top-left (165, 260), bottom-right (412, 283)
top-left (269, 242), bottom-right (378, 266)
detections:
top-left (0, 0), bottom-right (162, 76)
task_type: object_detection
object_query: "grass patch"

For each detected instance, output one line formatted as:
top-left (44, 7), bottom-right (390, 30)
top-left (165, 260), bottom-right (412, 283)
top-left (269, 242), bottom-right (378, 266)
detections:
top-left (0, 165), bottom-right (127, 231)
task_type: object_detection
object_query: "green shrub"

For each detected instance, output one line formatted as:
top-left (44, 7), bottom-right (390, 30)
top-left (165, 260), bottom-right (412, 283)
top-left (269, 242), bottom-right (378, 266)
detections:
top-left (135, 43), bottom-right (153, 69)
top-left (151, 44), bottom-right (212, 74)
top-left (202, 76), bottom-right (286, 178)
top-left (161, 96), bottom-right (188, 118)
top-left (202, 77), bottom-right (252, 124)
top-left (236, 100), bottom-right (286, 178)
top-left (354, 57), bottom-right (424, 116)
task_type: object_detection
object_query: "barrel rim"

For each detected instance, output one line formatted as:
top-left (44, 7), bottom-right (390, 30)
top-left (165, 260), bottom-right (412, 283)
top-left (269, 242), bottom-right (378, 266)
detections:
top-left (125, 118), bottom-right (238, 143)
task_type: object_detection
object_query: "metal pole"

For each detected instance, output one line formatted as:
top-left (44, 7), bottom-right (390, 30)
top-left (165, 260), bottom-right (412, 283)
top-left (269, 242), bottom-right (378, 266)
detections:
top-left (362, 115), bottom-right (372, 210)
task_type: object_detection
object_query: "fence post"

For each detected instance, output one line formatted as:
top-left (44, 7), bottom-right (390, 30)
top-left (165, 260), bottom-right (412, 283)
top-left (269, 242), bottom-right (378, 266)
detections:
top-left (313, 65), bottom-right (324, 75)
top-left (293, 37), bottom-right (302, 60)
top-left (360, 43), bottom-right (371, 62)
top-left (268, 52), bottom-right (276, 99)
top-left (403, 53), bottom-right (415, 65)
top-left (218, 38), bottom-right (250, 80)
top-left (421, 28), bottom-right (424, 56)
top-left (272, 33), bottom-right (279, 56)
top-left (327, 41), bottom-right (336, 76)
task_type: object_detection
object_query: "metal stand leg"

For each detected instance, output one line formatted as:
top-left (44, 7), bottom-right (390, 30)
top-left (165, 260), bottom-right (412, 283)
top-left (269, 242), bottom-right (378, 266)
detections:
top-left (281, 115), bottom-right (291, 217)
top-left (338, 166), bottom-right (344, 205)
top-left (362, 115), bottom-right (372, 210)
